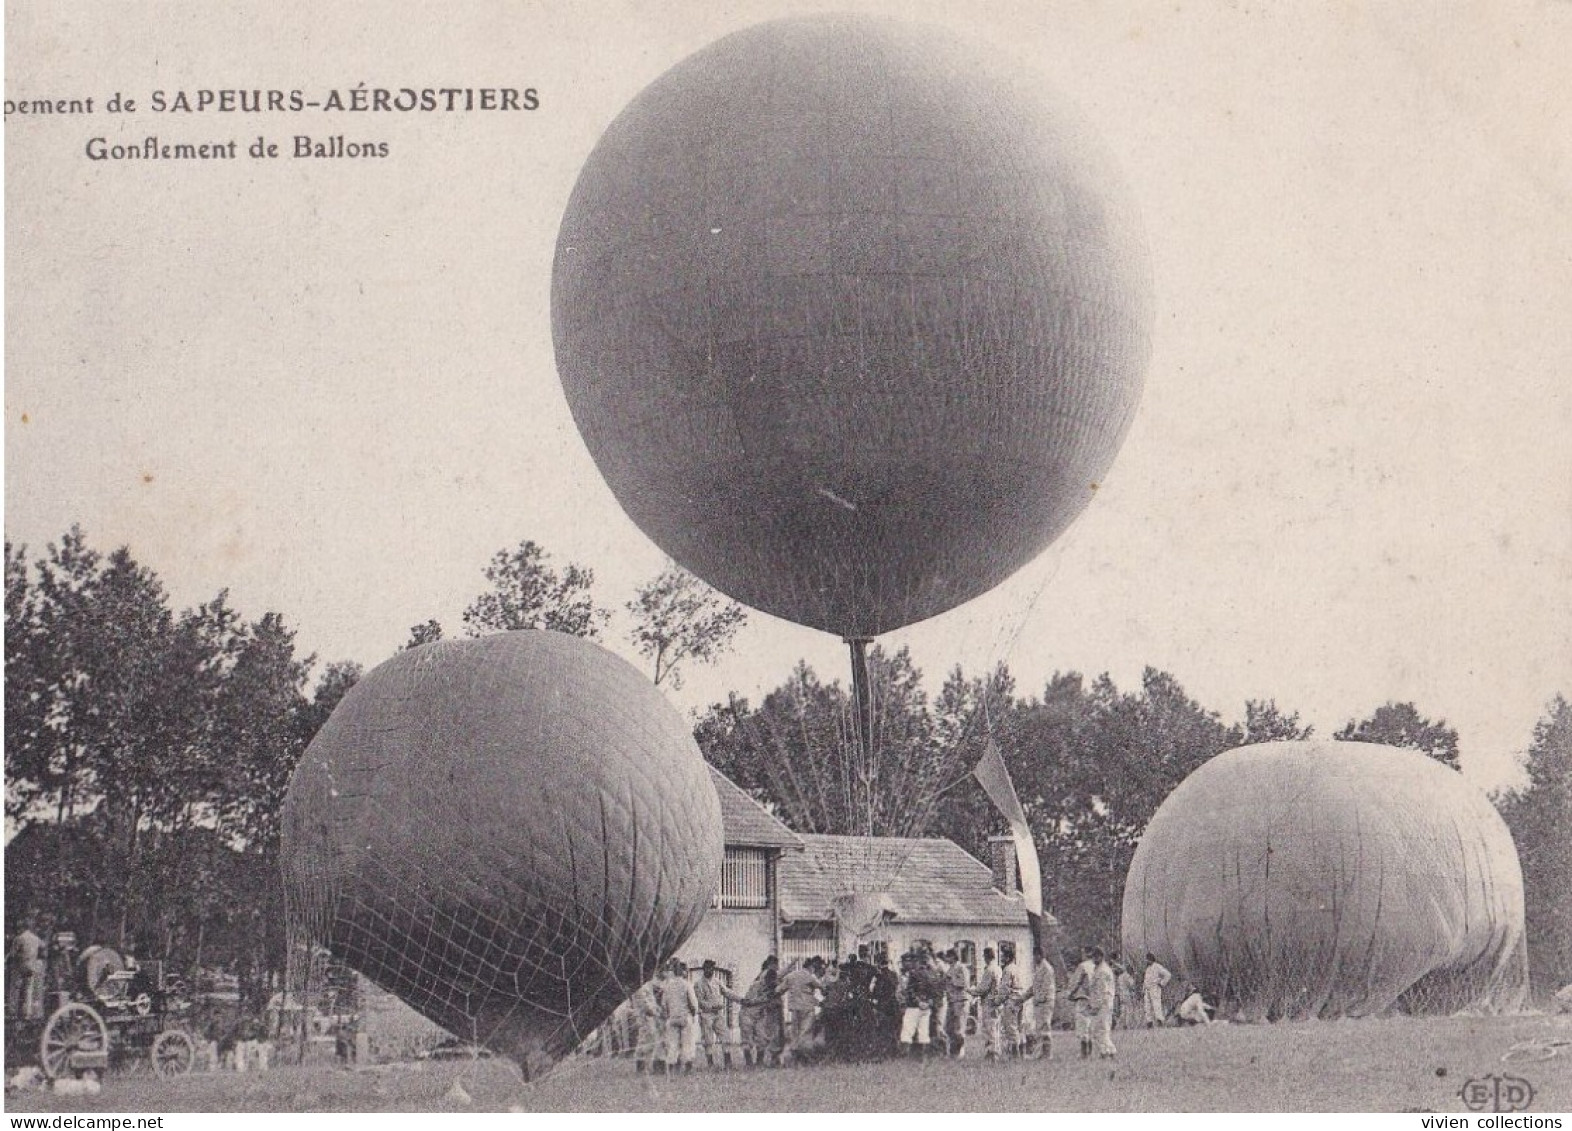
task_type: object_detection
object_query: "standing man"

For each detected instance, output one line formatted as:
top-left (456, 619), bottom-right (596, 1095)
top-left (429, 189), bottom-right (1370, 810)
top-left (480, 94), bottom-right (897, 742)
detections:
top-left (694, 960), bottom-right (730, 1069)
top-left (1114, 959), bottom-right (1140, 1030)
top-left (778, 957), bottom-right (823, 1061)
top-left (944, 949), bottom-right (971, 1058)
top-left (996, 944), bottom-right (1030, 1058)
top-left (629, 977), bottom-right (662, 1074)
top-left (725, 955), bottom-right (781, 1067)
top-left (896, 952), bottom-right (938, 1059)
top-left (7, 913), bottom-right (47, 1022)
top-left (927, 949), bottom-right (949, 1053)
top-left (1031, 948), bottom-right (1056, 1061)
top-left (973, 946), bottom-right (1003, 1061)
top-left (655, 959), bottom-right (699, 1074)
top-left (1065, 947), bottom-right (1098, 1059)
top-left (1088, 947), bottom-right (1118, 1059)
top-left (1142, 952), bottom-right (1172, 1028)
top-left (871, 955), bottom-right (902, 1057)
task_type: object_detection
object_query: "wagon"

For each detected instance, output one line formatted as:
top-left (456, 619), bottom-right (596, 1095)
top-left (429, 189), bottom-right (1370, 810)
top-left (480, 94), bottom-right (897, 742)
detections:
top-left (22, 935), bottom-right (196, 1081)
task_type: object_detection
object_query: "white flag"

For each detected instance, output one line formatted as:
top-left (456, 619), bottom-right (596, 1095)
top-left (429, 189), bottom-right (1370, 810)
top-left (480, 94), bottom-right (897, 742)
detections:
top-left (972, 738), bottom-right (1043, 917)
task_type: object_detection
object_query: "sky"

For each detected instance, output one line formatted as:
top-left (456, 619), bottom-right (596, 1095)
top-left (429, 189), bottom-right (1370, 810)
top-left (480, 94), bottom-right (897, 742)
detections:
top-left (5, 1), bottom-right (1570, 794)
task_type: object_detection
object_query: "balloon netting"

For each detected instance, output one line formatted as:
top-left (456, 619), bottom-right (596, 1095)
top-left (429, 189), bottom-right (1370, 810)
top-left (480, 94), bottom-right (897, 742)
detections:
top-left (281, 634), bottom-right (724, 1079)
top-left (553, 14), bottom-right (1151, 638)
top-left (1122, 741), bottom-right (1530, 1021)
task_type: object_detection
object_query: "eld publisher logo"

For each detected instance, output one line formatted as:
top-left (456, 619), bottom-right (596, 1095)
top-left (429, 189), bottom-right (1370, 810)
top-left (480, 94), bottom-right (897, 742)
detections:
top-left (1461, 1074), bottom-right (1535, 1113)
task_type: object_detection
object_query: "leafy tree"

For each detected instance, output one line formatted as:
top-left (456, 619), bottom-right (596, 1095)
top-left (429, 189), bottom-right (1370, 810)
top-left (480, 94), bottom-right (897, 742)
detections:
top-left (17, 526), bottom-right (111, 824)
top-left (296, 660), bottom-right (363, 745)
top-left (2, 527), bottom-right (347, 976)
top-left (625, 565), bottom-right (747, 688)
top-left (402, 618), bottom-right (444, 650)
top-left (211, 612), bottom-right (314, 850)
top-left (5, 539), bottom-right (50, 821)
top-left (1336, 701), bottom-right (1460, 770)
top-left (1241, 699), bottom-right (1314, 744)
top-left (461, 539), bottom-right (609, 640)
top-left (1497, 696), bottom-right (1572, 996)
top-left (931, 667), bottom-right (1240, 949)
top-left (694, 647), bottom-right (952, 838)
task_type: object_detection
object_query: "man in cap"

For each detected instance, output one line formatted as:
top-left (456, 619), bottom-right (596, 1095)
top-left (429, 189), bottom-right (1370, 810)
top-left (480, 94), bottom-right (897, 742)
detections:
top-left (1088, 947), bottom-right (1118, 1059)
top-left (694, 959), bottom-right (731, 1069)
top-left (1065, 946), bottom-right (1098, 1058)
top-left (996, 943), bottom-right (1031, 1058)
top-left (6, 912), bottom-right (47, 1022)
top-left (944, 949), bottom-right (971, 1058)
top-left (1142, 952), bottom-right (1172, 1028)
top-left (973, 946), bottom-right (1003, 1060)
top-left (1030, 946), bottom-right (1056, 1060)
top-left (655, 958), bottom-right (699, 1074)
top-left (896, 950), bottom-right (940, 1059)
top-left (628, 976), bottom-right (662, 1074)
top-left (777, 957), bottom-right (824, 1062)
top-left (723, 955), bottom-right (781, 1067)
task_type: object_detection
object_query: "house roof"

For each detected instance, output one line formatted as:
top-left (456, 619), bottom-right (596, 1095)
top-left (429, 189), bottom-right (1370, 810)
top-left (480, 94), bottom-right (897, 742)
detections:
top-left (779, 834), bottom-right (1038, 928)
top-left (708, 766), bottom-right (803, 852)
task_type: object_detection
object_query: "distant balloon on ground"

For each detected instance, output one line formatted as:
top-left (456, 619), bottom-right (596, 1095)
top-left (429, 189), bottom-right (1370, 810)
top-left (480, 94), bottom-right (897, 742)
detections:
top-left (281, 631), bottom-right (723, 1078)
top-left (553, 15), bottom-right (1151, 638)
top-left (1122, 740), bottom-right (1529, 1021)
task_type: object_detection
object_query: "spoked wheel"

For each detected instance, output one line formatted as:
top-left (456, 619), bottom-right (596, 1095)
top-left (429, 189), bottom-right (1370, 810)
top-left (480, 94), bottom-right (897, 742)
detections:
top-left (39, 1003), bottom-right (109, 1080)
top-left (151, 1030), bottom-right (195, 1077)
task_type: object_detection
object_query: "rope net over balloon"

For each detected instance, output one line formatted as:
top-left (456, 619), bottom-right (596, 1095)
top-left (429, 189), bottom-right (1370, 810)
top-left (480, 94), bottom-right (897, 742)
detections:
top-left (282, 633), bottom-right (724, 1080)
top-left (1121, 741), bottom-right (1530, 1022)
top-left (548, 12), bottom-right (1154, 945)
top-left (710, 637), bottom-right (1026, 914)
top-left (552, 13), bottom-right (1152, 643)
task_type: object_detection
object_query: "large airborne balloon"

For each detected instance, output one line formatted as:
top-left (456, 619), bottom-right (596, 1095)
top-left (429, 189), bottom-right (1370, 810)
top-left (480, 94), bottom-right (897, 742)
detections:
top-left (281, 632), bottom-right (723, 1078)
top-left (1122, 741), bottom-right (1529, 1021)
top-left (553, 16), bottom-right (1152, 638)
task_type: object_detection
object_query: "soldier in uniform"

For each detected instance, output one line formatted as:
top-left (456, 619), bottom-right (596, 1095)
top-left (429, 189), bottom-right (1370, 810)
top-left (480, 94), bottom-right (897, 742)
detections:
top-left (1065, 947), bottom-right (1098, 1058)
top-left (655, 959), bottom-right (699, 1074)
top-left (6, 913), bottom-right (47, 1022)
top-left (1089, 947), bottom-right (1118, 1059)
top-left (1142, 952), bottom-right (1172, 1027)
top-left (973, 946), bottom-right (1003, 1060)
top-left (996, 944), bottom-right (1030, 1057)
top-left (628, 977), bottom-right (662, 1074)
top-left (724, 955), bottom-right (781, 1067)
top-left (1031, 947), bottom-right (1056, 1060)
top-left (694, 960), bottom-right (730, 1069)
top-left (944, 949), bottom-right (971, 1058)
top-left (896, 951), bottom-right (940, 1058)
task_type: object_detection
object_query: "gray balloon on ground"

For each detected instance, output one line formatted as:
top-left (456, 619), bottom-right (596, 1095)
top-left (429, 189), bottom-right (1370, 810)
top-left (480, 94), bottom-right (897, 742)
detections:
top-left (552, 15), bottom-right (1151, 638)
top-left (281, 631), bottom-right (723, 1078)
top-left (1122, 740), bottom-right (1529, 1021)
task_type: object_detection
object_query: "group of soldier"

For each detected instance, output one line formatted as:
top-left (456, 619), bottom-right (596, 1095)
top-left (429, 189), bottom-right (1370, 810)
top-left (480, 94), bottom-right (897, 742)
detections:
top-left (619, 944), bottom-right (1211, 1075)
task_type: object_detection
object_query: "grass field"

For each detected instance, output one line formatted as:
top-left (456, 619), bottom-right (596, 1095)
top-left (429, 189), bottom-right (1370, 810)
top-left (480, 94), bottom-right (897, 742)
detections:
top-left (6, 1013), bottom-right (1569, 1114)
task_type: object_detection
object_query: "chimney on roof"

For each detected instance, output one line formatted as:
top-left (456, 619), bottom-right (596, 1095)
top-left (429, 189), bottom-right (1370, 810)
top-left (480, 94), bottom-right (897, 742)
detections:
top-left (989, 835), bottom-right (1018, 896)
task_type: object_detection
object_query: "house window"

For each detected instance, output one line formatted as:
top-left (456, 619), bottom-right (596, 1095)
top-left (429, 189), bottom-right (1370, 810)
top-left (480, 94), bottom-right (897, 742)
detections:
top-left (856, 940), bottom-right (890, 966)
top-left (718, 847), bottom-right (769, 909)
top-left (782, 922), bottom-right (836, 967)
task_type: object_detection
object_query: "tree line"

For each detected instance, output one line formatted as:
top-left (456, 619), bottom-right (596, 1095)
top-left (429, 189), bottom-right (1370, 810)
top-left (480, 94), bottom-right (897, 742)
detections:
top-left (5, 526), bottom-right (1567, 1003)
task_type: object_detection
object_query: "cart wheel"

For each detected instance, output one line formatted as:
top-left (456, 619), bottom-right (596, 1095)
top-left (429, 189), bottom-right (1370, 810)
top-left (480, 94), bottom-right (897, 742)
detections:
top-left (39, 1003), bottom-right (109, 1080)
top-left (152, 1031), bottom-right (195, 1077)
